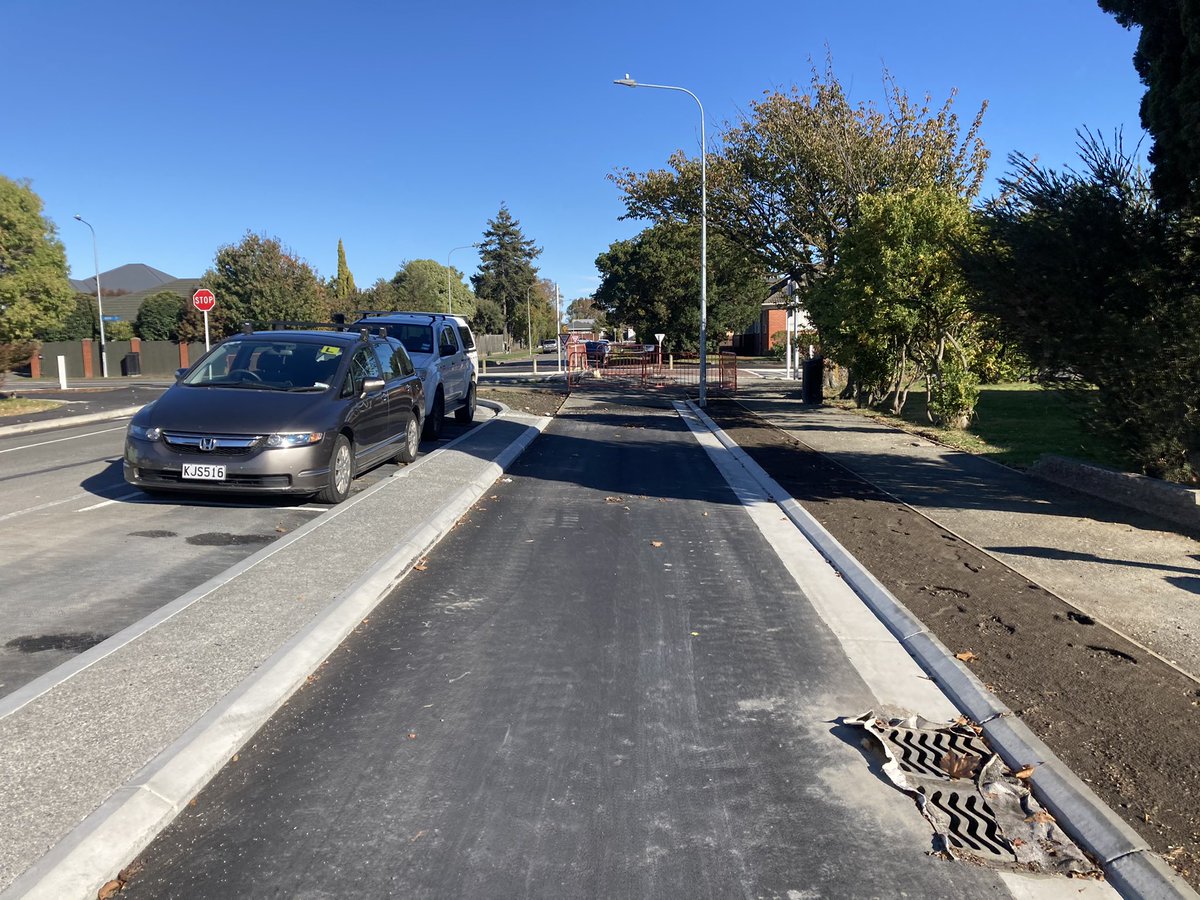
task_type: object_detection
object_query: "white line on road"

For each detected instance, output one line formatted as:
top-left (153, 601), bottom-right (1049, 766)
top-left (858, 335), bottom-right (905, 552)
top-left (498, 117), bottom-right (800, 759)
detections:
top-left (0, 425), bottom-right (128, 454)
top-left (77, 491), bottom-right (144, 511)
top-left (0, 492), bottom-right (93, 524)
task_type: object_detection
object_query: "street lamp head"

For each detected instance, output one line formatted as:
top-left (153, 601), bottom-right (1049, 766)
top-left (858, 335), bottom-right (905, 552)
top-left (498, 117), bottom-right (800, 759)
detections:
top-left (613, 75), bottom-right (638, 88)
top-left (73, 214), bottom-right (82, 221)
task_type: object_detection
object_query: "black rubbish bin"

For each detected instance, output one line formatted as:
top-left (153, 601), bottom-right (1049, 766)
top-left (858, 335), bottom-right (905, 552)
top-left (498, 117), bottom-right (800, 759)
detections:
top-left (801, 356), bottom-right (824, 404)
top-left (121, 352), bottom-right (141, 376)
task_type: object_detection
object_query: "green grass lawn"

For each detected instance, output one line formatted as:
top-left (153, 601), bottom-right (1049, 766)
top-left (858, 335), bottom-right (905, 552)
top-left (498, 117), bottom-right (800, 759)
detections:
top-left (839, 383), bottom-right (1132, 471)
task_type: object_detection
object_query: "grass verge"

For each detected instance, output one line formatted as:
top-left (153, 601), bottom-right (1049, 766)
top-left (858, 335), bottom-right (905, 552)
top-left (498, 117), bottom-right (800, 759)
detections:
top-left (0, 396), bottom-right (63, 417)
top-left (835, 383), bottom-right (1133, 471)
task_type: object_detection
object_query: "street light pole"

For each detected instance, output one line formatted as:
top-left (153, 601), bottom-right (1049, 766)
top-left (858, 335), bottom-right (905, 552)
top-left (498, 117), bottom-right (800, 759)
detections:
top-left (613, 75), bottom-right (707, 406)
top-left (526, 286), bottom-right (533, 360)
top-left (73, 215), bottom-right (108, 378)
top-left (445, 244), bottom-right (479, 315)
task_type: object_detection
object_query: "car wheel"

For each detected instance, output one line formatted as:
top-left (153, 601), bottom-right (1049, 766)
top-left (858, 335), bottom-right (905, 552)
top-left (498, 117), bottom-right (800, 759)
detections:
top-left (423, 389), bottom-right (444, 440)
top-left (317, 434), bottom-right (354, 504)
top-left (396, 412), bottom-right (420, 464)
top-left (455, 382), bottom-right (476, 424)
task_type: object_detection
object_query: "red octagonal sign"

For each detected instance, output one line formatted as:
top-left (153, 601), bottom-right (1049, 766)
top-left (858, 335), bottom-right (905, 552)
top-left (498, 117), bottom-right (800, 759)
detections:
top-left (192, 289), bottom-right (216, 313)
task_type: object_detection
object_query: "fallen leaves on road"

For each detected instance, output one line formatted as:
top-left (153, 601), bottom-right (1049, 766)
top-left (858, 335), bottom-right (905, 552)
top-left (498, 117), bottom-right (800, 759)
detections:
top-left (1025, 810), bottom-right (1056, 824)
top-left (96, 862), bottom-right (142, 899)
top-left (939, 751), bottom-right (981, 780)
top-left (650, 540), bottom-right (663, 548)
top-left (605, 496), bottom-right (624, 503)
top-left (413, 558), bottom-right (429, 572)
top-left (1013, 765), bottom-right (1036, 780)
top-left (955, 650), bottom-right (978, 662)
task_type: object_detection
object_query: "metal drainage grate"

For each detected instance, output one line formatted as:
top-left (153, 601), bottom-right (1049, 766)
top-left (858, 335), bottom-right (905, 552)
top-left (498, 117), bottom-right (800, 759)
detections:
top-left (884, 725), bottom-right (992, 779)
top-left (917, 786), bottom-right (1012, 860)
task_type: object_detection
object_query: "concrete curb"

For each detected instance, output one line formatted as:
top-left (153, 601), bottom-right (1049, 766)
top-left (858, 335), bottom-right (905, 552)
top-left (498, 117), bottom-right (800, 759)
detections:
top-left (1032, 454), bottom-right (1200, 533)
top-left (0, 406), bottom-right (143, 437)
top-left (1, 410), bottom-right (550, 900)
top-left (685, 401), bottom-right (1198, 900)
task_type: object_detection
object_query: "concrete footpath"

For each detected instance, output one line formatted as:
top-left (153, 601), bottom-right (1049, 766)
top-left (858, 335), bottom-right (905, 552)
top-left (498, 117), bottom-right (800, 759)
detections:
top-left (0, 401), bottom-right (550, 897)
top-left (732, 377), bottom-right (1200, 684)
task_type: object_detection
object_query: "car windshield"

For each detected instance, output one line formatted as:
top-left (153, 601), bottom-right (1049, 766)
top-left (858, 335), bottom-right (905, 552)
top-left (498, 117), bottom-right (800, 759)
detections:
top-left (377, 323), bottom-right (434, 356)
top-left (182, 339), bottom-right (345, 391)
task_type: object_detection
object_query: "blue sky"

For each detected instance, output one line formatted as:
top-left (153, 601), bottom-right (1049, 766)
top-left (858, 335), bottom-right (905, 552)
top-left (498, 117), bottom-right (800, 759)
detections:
top-left (5, 1), bottom-right (1145, 302)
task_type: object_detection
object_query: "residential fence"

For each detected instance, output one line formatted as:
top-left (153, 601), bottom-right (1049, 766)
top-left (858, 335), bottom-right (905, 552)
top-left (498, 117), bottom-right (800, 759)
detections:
top-left (22, 332), bottom-right (514, 379)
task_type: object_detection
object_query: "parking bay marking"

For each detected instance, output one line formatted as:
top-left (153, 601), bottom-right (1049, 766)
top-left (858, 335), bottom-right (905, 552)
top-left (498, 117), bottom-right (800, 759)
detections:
top-left (0, 425), bottom-right (129, 455)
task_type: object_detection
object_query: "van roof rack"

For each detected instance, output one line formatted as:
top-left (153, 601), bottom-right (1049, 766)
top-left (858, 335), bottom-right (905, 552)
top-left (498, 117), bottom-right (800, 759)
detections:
top-left (238, 321), bottom-right (382, 340)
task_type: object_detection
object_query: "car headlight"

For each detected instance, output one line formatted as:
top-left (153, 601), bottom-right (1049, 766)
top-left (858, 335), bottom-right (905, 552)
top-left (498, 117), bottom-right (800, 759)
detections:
top-left (265, 432), bottom-right (324, 448)
top-left (128, 423), bottom-right (162, 441)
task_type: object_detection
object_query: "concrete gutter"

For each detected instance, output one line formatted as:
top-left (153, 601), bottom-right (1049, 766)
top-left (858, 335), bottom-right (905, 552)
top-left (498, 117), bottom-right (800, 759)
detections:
top-left (685, 400), bottom-right (1198, 900)
top-left (0, 400), bottom-right (550, 900)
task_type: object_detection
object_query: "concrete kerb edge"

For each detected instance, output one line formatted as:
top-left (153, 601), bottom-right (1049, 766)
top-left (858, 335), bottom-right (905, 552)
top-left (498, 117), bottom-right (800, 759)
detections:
top-left (0, 413), bottom-right (504, 724)
top-left (683, 400), bottom-right (1198, 900)
top-left (0, 406), bottom-right (143, 437)
top-left (1, 412), bottom-right (551, 900)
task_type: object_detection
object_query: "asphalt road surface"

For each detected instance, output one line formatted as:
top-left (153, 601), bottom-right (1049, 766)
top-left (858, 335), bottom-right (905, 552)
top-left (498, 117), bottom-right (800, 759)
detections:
top-left (122, 395), bottom-right (1014, 898)
top-left (0, 412), bottom-right (486, 698)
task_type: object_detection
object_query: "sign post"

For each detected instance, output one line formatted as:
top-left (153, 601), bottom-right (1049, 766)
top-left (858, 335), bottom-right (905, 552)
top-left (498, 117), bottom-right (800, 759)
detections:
top-left (192, 289), bottom-right (217, 351)
top-left (655, 333), bottom-right (665, 368)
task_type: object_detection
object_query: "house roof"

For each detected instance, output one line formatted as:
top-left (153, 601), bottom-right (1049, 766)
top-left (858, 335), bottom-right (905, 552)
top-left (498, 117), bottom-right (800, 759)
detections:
top-left (99, 278), bottom-right (203, 321)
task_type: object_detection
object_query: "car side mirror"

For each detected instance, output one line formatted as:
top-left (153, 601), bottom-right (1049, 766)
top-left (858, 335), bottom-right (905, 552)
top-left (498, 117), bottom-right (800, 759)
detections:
top-left (360, 377), bottom-right (385, 397)
top-left (174, 367), bottom-right (188, 381)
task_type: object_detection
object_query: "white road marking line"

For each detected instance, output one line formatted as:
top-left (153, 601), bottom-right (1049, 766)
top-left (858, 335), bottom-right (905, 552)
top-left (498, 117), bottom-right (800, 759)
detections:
top-left (77, 491), bottom-right (143, 511)
top-left (0, 425), bottom-right (128, 454)
top-left (0, 492), bottom-right (93, 523)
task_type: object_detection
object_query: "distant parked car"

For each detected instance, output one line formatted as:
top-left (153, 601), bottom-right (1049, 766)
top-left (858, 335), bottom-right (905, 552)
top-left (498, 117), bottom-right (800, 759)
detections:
top-left (584, 340), bottom-right (611, 365)
top-left (539, 339), bottom-right (559, 353)
top-left (123, 325), bottom-right (424, 504)
top-left (354, 312), bottom-right (478, 440)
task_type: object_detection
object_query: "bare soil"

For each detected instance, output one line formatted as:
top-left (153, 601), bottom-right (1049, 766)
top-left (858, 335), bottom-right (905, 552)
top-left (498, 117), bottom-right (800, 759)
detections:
top-left (479, 385), bottom-right (568, 417)
top-left (705, 398), bottom-right (1200, 888)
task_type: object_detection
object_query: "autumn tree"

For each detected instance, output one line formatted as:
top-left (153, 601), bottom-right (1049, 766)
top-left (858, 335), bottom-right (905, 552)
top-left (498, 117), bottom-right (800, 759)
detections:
top-left (471, 204), bottom-right (541, 339)
top-left (613, 60), bottom-right (988, 289)
top-left (0, 176), bottom-right (74, 358)
top-left (808, 186), bottom-right (983, 424)
top-left (389, 259), bottom-right (477, 318)
top-left (200, 232), bottom-right (326, 337)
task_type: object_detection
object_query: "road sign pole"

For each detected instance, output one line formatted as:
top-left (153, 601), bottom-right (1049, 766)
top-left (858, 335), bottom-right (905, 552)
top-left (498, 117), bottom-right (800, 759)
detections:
top-left (192, 289), bottom-right (217, 351)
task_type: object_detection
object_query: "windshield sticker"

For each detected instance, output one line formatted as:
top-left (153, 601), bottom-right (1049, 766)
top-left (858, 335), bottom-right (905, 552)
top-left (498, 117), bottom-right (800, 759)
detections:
top-left (319, 345), bottom-right (343, 357)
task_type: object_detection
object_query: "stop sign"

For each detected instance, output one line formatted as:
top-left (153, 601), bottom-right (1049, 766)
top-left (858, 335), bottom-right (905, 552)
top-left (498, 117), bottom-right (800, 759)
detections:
top-left (193, 289), bottom-right (216, 313)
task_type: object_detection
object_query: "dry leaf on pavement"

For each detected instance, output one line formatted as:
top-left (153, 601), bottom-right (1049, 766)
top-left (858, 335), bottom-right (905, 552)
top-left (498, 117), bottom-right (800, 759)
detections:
top-left (955, 650), bottom-right (978, 662)
top-left (1013, 765), bottom-right (1036, 779)
top-left (938, 751), bottom-right (981, 780)
top-left (650, 541), bottom-right (663, 548)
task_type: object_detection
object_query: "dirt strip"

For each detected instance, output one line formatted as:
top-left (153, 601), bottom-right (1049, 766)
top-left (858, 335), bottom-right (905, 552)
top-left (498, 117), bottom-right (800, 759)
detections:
top-left (705, 398), bottom-right (1200, 889)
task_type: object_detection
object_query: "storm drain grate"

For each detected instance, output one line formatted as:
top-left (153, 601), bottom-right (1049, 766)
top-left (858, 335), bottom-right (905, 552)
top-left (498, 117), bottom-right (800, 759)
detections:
top-left (849, 711), bottom-right (1099, 876)
top-left (885, 725), bottom-right (992, 779)
top-left (918, 786), bottom-right (1010, 858)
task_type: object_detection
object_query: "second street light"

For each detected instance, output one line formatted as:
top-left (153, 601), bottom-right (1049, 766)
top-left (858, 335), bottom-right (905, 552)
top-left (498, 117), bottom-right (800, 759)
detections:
top-left (446, 244), bottom-right (479, 315)
top-left (613, 74), bottom-right (708, 406)
top-left (73, 214), bottom-right (109, 378)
